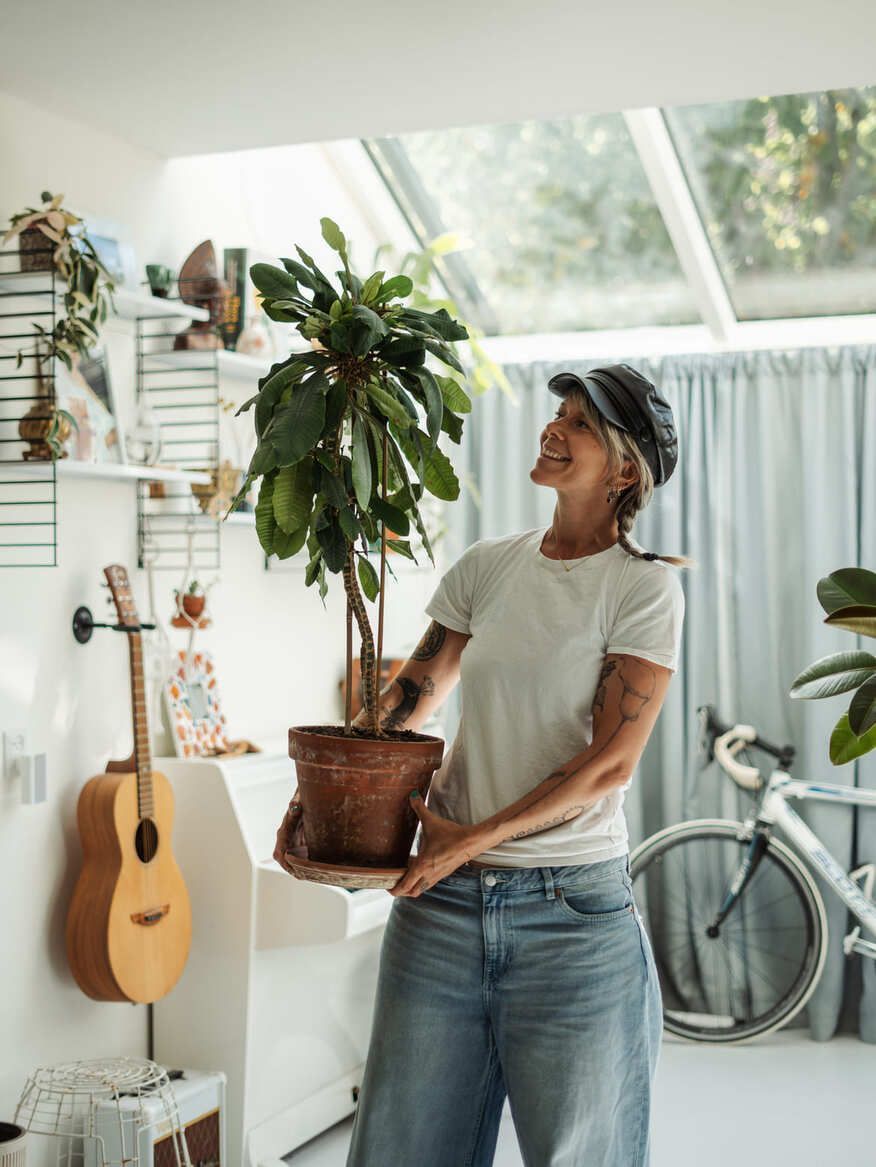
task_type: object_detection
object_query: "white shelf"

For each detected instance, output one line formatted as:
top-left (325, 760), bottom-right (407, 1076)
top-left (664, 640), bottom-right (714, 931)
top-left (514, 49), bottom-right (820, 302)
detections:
top-left (0, 271), bottom-right (209, 321)
top-left (146, 347), bottom-right (273, 380)
top-left (10, 460), bottom-right (212, 485)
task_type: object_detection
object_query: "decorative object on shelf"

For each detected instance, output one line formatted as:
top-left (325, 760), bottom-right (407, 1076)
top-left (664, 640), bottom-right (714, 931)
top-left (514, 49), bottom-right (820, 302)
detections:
top-left (2, 191), bottom-right (116, 371)
top-left (125, 397), bottom-right (162, 464)
top-left (54, 344), bottom-right (125, 464)
top-left (173, 240), bottom-right (229, 351)
top-left (17, 345), bottom-right (78, 460)
top-left (790, 566), bottom-right (876, 764)
top-left (66, 565), bottom-right (192, 1003)
top-left (234, 312), bottom-right (273, 357)
top-left (190, 458), bottom-right (240, 519)
top-left (14, 1057), bottom-right (194, 1167)
top-left (165, 650), bottom-right (230, 758)
top-left (145, 263), bottom-right (175, 298)
top-left (221, 246), bottom-right (248, 349)
top-left (230, 217), bottom-right (471, 884)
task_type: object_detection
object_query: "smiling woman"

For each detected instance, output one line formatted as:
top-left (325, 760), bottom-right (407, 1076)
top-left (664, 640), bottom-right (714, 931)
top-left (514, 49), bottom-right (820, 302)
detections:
top-left (343, 364), bottom-right (692, 1167)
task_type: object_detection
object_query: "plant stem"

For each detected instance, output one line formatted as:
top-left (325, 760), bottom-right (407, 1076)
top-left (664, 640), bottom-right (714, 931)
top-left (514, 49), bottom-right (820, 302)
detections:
top-left (376, 428), bottom-right (389, 733)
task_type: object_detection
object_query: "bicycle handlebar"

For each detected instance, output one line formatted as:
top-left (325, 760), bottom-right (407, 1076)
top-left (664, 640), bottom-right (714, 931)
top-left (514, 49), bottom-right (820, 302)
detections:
top-left (697, 703), bottom-right (796, 791)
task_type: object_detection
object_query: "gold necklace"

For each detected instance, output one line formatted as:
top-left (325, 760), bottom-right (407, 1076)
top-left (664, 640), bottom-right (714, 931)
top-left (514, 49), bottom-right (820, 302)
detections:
top-left (545, 528), bottom-right (615, 571)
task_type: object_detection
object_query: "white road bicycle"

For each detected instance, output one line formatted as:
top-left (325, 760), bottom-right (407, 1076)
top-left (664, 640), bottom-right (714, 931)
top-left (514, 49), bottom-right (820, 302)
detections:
top-left (629, 704), bottom-right (876, 1043)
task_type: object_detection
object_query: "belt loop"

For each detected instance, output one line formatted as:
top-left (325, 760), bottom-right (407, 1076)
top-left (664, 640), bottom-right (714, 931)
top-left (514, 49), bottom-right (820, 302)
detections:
top-left (542, 866), bottom-right (556, 900)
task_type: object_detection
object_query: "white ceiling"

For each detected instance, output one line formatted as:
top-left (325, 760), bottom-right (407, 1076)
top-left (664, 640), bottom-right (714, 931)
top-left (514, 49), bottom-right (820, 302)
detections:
top-left (6, 0), bottom-right (876, 157)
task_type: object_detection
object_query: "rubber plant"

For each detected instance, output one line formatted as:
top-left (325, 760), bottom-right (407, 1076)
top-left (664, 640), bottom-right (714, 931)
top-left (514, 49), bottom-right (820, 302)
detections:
top-left (229, 218), bottom-right (471, 741)
top-left (790, 568), bottom-right (876, 763)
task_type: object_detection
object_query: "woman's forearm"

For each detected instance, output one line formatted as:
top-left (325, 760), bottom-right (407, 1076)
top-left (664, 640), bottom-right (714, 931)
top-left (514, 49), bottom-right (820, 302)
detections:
top-left (467, 747), bottom-right (626, 854)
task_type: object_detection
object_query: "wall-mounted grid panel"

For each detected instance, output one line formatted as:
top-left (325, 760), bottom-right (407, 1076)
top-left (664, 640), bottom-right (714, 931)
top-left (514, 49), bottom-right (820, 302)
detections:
top-left (0, 255), bottom-right (59, 567)
top-left (136, 316), bottom-right (221, 573)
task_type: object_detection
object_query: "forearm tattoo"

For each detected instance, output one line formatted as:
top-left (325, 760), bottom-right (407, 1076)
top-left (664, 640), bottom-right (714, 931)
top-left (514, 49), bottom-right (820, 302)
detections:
top-left (411, 620), bottom-right (446, 661)
top-left (379, 674), bottom-right (436, 730)
top-left (496, 658), bottom-right (657, 845)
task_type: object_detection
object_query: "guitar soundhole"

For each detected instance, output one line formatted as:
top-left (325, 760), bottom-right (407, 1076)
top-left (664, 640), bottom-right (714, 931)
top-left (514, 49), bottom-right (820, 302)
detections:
top-left (136, 818), bottom-right (160, 863)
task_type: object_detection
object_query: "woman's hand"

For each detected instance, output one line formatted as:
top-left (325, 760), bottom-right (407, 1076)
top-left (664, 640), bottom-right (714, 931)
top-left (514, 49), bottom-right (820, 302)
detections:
top-left (273, 789), bottom-right (308, 875)
top-left (390, 792), bottom-right (483, 898)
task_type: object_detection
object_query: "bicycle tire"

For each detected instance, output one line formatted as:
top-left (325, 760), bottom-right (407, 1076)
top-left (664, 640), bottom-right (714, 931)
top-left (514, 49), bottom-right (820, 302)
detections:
top-left (630, 819), bottom-right (828, 1043)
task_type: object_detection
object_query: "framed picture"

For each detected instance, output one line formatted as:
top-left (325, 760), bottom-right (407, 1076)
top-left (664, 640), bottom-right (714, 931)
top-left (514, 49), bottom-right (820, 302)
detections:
top-left (164, 650), bottom-right (230, 758)
top-left (54, 345), bottom-right (126, 464)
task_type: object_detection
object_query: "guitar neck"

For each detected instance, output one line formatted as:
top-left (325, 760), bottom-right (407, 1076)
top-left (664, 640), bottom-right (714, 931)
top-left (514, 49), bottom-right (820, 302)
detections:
top-left (128, 631), bottom-right (154, 820)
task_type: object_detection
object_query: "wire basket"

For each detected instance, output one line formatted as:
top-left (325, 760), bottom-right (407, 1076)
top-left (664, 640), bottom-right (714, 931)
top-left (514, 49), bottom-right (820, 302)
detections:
top-left (14, 1057), bottom-right (192, 1166)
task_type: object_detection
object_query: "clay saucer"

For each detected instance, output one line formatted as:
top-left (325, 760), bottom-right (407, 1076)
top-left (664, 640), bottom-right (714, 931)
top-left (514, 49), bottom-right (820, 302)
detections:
top-left (283, 851), bottom-right (405, 891)
top-left (171, 615), bottom-right (211, 629)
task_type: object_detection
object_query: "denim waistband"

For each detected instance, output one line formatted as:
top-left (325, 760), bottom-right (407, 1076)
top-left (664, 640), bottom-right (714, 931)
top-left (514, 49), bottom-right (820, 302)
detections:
top-left (440, 853), bottom-right (629, 899)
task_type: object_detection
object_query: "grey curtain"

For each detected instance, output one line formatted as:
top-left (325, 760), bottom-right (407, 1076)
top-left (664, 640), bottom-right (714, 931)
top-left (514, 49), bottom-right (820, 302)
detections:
top-left (441, 346), bottom-right (876, 1042)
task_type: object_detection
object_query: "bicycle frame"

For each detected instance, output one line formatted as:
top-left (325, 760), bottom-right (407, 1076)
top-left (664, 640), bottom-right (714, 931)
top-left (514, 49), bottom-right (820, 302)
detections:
top-left (746, 769), bottom-right (876, 947)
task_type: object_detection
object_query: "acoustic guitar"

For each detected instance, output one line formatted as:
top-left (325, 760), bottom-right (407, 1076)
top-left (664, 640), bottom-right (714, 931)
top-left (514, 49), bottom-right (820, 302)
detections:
top-left (66, 564), bottom-right (192, 1003)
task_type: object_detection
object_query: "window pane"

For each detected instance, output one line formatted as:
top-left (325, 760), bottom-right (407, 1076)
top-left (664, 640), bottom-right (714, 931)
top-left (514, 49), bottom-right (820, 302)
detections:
top-left (666, 88), bottom-right (876, 320)
top-left (368, 115), bottom-right (700, 335)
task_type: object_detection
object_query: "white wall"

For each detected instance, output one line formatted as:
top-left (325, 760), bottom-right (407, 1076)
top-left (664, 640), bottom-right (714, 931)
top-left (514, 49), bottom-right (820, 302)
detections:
top-left (0, 91), bottom-right (444, 1151)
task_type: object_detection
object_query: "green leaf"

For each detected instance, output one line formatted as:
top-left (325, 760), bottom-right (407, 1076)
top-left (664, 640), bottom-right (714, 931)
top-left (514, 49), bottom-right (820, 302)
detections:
top-left (351, 412), bottom-right (373, 510)
top-left (824, 604), bottom-right (876, 638)
top-left (393, 425), bottom-right (460, 501)
top-left (323, 377), bottom-right (348, 431)
top-left (273, 524), bottom-right (309, 559)
top-left (318, 462), bottom-right (349, 510)
top-left (348, 304), bottom-right (389, 355)
top-left (441, 408), bottom-right (464, 444)
top-left (321, 218), bottom-right (349, 264)
top-left (256, 359), bottom-right (307, 437)
top-left (255, 475), bottom-right (277, 555)
top-left (848, 674), bottom-right (876, 737)
top-left (305, 552), bottom-right (322, 587)
top-left (250, 263), bottom-right (301, 300)
top-left (817, 568), bottom-right (876, 615)
top-left (361, 271), bottom-right (384, 303)
top-left (357, 555), bottom-right (380, 602)
top-left (273, 456), bottom-right (314, 533)
top-left (378, 335), bottom-right (426, 367)
top-left (248, 440), bottom-right (278, 477)
top-left (316, 515), bottom-right (348, 572)
top-left (424, 337), bottom-right (464, 373)
top-left (377, 274), bottom-right (413, 301)
top-left (412, 366), bottom-right (444, 446)
top-left (338, 505), bottom-right (361, 542)
top-left (364, 382), bottom-right (411, 428)
top-left (788, 651), bottom-right (876, 699)
top-left (386, 538), bottom-right (416, 561)
top-left (270, 377), bottom-right (327, 466)
top-left (437, 375), bottom-right (472, 413)
top-left (829, 712), bottom-right (876, 765)
top-left (371, 496), bottom-right (410, 536)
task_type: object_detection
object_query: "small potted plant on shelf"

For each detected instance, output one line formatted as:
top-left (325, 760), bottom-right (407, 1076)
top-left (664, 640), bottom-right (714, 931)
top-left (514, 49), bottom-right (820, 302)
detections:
top-left (790, 567), bottom-right (876, 763)
top-left (2, 191), bottom-right (116, 371)
top-left (172, 578), bottom-right (216, 627)
top-left (228, 218), bottom-right (471, 884)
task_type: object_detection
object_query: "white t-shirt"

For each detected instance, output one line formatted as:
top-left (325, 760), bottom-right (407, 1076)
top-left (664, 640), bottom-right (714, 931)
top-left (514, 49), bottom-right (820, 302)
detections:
top-left (423, 526), bottom-right (685, 867)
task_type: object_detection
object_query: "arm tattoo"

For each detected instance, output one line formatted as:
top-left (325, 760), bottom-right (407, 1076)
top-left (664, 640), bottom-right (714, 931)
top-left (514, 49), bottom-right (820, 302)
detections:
top-left (379, 674), bottom-right (436, 730)
top-left (411, 620), bottom-right (446, 661)
top-left (496, 658), bottom-right (658, 845)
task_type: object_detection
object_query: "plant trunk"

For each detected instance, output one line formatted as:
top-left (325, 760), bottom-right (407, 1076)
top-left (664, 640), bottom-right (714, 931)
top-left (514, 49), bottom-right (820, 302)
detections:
top-left (343, 540), bottom-right (383, 737)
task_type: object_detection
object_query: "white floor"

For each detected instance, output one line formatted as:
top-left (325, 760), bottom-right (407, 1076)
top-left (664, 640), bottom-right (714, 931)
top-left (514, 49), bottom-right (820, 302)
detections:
top-left (285, 1031), bottom-right (875, 1166)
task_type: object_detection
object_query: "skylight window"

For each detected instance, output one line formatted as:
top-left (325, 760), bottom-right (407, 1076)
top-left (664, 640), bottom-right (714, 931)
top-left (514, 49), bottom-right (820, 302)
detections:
top-left (367, 114), bottom-right (700, 336)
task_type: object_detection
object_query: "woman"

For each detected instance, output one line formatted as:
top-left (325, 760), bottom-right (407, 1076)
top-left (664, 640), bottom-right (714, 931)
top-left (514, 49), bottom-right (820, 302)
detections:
top-left (275, 364), bottom-right (693, 1166)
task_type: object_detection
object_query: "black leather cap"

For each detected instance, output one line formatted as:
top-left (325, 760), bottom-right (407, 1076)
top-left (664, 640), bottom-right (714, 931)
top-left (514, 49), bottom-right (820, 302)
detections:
top-left (547, 364), bottom-right (678, 486)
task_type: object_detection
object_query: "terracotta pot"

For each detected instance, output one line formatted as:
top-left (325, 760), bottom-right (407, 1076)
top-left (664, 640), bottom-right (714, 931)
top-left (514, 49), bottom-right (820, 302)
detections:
top-left (19, 401), bottom-right (70, 460)
top-left (179, 593), bottom-right (205, 619)
top-left (19, 224), bottom-right (54, 271)
top-left (289, 724), bottom-right (445, 866)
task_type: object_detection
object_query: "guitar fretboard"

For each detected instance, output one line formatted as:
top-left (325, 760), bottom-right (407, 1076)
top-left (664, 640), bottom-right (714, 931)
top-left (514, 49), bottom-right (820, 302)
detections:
top-left (128, 632), bottom-right (154, 820)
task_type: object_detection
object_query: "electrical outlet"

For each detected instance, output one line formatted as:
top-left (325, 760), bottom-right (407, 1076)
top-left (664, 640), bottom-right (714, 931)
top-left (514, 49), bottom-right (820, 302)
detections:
top-left (3, 729), bottom-right (27, 781)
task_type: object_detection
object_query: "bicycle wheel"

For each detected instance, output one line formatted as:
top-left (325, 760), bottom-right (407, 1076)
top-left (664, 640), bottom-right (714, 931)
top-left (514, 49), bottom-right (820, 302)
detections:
top-left (630, 819), bottom-right (827, 1043)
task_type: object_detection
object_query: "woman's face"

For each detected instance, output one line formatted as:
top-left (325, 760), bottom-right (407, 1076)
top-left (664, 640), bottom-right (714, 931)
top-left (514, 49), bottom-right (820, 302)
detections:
top-left (532, 395), bottom-right (611, 487)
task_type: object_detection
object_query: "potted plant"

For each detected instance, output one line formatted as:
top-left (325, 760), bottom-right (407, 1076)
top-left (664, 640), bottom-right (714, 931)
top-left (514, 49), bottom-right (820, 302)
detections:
top-left (146, 262), bottom-right (175, 298)
top-left (228, 218), bottom-right (471, 871)
top-left (174, 574), bottom-right (208, 620)
top-left (2, 191), bottom-right (116, 372)
top-left (790, 567), bottom-right (876, 763)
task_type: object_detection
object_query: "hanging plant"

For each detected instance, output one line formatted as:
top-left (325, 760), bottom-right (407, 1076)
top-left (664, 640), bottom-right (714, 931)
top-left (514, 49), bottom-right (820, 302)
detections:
top-left (2, 191), bottom-right (116, 371)
top-left (228, 217), bottom-right (472, 738)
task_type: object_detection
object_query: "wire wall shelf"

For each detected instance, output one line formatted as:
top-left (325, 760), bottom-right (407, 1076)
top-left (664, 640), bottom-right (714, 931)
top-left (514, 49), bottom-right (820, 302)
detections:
top-left (136, 307), bottom-right (221, 574)
top-left (0, 246), bottom-right (59, 567)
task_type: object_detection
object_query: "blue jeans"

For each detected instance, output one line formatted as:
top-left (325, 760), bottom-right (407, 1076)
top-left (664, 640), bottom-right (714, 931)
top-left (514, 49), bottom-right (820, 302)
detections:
top-left (346, 853), bottom-right (662, 1167)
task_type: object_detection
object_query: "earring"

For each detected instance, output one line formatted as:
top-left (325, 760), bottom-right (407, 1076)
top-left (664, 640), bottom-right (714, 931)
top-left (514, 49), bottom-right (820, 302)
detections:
top-left (607, 485), bottom-right (619, 502)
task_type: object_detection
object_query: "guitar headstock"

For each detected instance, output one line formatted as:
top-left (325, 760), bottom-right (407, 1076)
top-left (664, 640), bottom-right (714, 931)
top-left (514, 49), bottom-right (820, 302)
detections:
top-left (104, 564), bottom-right (141, 629)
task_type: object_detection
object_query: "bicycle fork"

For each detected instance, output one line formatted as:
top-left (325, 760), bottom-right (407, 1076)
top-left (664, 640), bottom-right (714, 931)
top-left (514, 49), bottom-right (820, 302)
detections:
top-left (705, 826), bottom-right (771, 935)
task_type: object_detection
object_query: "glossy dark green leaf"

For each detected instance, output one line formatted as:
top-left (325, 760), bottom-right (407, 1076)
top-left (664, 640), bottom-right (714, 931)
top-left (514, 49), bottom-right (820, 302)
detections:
top-left (269, 377), bottom-right (327, 466)
top-left (250, 263), bottom-right (301, 300)
top-left (357, 555), bottom-right (380, 602)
